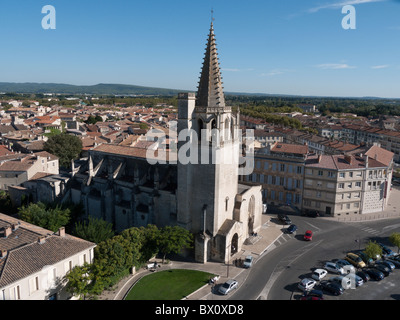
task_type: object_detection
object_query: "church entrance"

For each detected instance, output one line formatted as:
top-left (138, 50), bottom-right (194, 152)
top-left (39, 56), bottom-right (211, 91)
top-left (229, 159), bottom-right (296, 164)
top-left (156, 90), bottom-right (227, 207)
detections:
top-left (231, 233), bottom-right (238, 256)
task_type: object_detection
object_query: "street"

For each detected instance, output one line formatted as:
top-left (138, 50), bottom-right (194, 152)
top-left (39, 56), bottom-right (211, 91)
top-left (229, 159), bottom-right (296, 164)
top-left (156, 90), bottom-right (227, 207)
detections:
top-left (229, 215), bottom-right (400, 300)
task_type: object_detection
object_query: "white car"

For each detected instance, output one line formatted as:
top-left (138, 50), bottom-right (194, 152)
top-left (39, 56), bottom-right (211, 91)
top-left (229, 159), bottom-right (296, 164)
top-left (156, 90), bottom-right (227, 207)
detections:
top-left (311, 268), bottom-right (328, 281)
top-left (298, 278), bottom-right (316, 292)
top-left (243, 255), bottom-right (253, 268)
top-left (218, 279), bottom-right (238, 295)
top-left (324, 262), bottom-right (345, 274)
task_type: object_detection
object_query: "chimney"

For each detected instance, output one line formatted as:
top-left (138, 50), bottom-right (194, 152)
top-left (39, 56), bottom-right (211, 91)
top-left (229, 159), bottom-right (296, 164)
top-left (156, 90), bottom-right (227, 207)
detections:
top-left (11, 223), bottom-right (19, 231)
top-left (58, 227), bottom-right (65, 237)
top-left (38, 236), bottom-right (46, 244)
top-left (0, 250), bottom-right (7, 258)
top-left (318, 154), bottom-right (322, 163)
top-left (3, 226), bottom-right (12, 238)
top-left (344, 154), bottom-right (352, 165)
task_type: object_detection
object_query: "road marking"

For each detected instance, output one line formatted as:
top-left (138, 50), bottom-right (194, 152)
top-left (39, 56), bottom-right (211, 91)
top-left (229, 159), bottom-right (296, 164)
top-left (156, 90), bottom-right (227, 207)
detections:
top-left (304, 221), bottom-right (321, 231)
top-left (383, 223), bottom-right (400, 232)
top-left (257, 239), bottom-right (323, 300)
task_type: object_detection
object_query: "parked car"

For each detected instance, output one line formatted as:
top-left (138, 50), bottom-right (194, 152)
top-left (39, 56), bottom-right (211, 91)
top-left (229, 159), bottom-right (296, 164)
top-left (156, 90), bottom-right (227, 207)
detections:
top-left (300, 289), bottom-right (324, 300)
top-left (373, 264), bottom-right (391, 277)
top-left (311, 269), bottom-right (328, 281)
top-left (304, 230), bottom-right (313, 241)
top-left (278, 214), bottom-right (292, 225)
top-left (345, 273), bottom-right (364, 287)
top-left (243, 255), bottom-right (253, 268)
top-left (319, 280), bottom-right (344, 295)
top-left (356, 251), bottom-right (373, 266)
top-left (286, 224), bottom-right (298, 234)
top-left (378, 243), bottom-right (396, 258)
top-left (356, 271), bottom-right (370, 282)
top-left (329, 276), bottom-right (352, 290)
top-left (298, 278), bottom-right (317, 292)
top-left (302, 210), bottom-right (319, 218)
top-left (218, 279), bottom-right (238, 295)
top-left (384, 258), bottom-right (400, 269)
top-left (345, 253), bottom-right (366, 268)
top-left (376, 261), bottom-right (395, 271)
top-left (363, 268), bottom-right (384, 281)
top-left (324, 262), bottom-right (345, 274)
top-left (336, 259), bottom-right (355, 274)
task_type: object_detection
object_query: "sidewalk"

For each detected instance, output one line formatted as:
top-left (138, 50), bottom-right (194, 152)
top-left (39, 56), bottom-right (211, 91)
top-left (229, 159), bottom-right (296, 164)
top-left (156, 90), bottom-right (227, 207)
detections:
top-left (98, 214), bottom-right (284, 300)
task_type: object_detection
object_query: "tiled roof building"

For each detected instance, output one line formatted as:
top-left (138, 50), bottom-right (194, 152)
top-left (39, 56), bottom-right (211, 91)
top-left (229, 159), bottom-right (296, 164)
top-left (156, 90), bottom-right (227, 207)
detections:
top-left (0, 213), bottom-right (96, 300)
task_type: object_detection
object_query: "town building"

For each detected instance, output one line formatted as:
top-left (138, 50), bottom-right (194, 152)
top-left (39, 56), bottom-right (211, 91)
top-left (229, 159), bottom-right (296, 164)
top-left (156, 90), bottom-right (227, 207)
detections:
top-left (0, 213), bottom-right (96, 300)
top-left (0, 151), bottom-right (59, 191)
top-left (241, 142), bottom-right (308, 211)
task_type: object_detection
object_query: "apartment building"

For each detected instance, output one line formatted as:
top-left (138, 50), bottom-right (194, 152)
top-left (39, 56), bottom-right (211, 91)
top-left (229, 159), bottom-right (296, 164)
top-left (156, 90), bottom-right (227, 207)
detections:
top-left (303, 152), bottom-right (393, 217)
top-left (241, 142), bottom-right (308, 209)
top-left (242, 143), bottom-right (393, 217)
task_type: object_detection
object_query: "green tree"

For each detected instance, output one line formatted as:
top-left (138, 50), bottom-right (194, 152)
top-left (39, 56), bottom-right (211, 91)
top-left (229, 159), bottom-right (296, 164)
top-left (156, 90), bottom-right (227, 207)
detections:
top-left (64, 263), bottom-right (93, 300)
top-left (44, 133), bottom-right (82, 168)
top-left (139, 224), bottom-right (160, 262)
top-left (18, 202), bottom-right (70, 232)
top-left (389, 233), bottom-right (400, 253)
top-left (364, 241), bottom-right (382, 260)
top-left (157, 226), bottom-right (193, 263)
top-left (73, 216), bottom-right (115, 243)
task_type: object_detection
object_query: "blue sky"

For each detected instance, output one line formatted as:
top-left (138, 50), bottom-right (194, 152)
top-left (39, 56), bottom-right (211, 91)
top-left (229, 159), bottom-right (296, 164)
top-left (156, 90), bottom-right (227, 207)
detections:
top-left (0, 0), bottom-right (399, 98)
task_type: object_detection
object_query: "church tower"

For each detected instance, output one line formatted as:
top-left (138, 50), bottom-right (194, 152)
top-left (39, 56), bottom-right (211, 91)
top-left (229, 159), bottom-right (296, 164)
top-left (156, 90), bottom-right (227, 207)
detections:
top-left (177, 22), bottom-right (242, 263)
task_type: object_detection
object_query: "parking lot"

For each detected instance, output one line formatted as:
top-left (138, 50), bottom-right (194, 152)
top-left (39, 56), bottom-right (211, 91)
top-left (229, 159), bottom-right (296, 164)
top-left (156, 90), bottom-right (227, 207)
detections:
top-left (294, 252), bottom-right (400, 300)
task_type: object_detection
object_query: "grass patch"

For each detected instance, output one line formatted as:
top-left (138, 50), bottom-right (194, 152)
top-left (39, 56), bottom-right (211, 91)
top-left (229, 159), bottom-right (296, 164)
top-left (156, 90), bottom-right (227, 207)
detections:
top-left (125, 269), bottom-right (214, 300)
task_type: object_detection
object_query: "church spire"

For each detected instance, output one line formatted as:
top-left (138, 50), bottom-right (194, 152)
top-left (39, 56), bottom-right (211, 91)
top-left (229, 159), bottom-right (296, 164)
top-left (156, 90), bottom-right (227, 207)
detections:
top-left (196, 21), bottom-right (226, 108)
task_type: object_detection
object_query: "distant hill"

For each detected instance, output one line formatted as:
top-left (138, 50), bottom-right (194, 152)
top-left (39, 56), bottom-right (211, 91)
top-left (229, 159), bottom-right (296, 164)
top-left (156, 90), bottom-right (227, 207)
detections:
top-left (0, 82), bottom-right (186, 96)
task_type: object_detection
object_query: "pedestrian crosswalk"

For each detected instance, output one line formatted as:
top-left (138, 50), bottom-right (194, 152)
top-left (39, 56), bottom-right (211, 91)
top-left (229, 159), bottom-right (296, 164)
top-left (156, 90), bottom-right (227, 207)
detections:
top-left (353, 225), bottom-right (381, 236)
top-left (273, 233), bottom-right (294, 246)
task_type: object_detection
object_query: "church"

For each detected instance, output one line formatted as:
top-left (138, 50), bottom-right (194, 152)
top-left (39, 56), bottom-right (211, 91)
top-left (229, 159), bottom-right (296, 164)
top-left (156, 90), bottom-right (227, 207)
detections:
top-left (68, 22), bottom-right (263, 263)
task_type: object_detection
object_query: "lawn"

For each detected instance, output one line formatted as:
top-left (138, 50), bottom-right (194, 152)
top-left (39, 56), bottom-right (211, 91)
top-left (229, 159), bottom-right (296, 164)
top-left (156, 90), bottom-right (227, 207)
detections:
top-left (124, 269), bottom-right (214, 300)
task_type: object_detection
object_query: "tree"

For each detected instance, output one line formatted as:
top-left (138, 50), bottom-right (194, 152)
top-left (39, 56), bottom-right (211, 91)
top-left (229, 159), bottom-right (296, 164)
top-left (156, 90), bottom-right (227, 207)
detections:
top-left (157, 226), bottom-right (193, 263)
top-left (18, 202), bottom-right (70, 232)
top-left (389, 233), bottom-right (400, 253)
top-left (64, 263), bottom-right (93, 300)
top-left (73, 216), bottom-right (115, 243)
top-left (364, 241), bottom-right (382, 260)
top-left (44, 133), bottom-right (82, 168)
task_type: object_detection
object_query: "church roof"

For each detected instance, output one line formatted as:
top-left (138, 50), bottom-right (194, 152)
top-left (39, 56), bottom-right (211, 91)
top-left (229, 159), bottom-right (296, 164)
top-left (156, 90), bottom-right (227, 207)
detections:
top-left (196, 22), bottom-right (226, 108)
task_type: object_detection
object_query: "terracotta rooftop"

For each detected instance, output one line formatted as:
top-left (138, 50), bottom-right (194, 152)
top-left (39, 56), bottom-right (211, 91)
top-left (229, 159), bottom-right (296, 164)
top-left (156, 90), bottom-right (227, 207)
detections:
top-left (0, 213), bottom-right (95, 288)
top-left (365, 145), bottom-right (394, 167)
top-left (271, 143), bottom-right (308, 155)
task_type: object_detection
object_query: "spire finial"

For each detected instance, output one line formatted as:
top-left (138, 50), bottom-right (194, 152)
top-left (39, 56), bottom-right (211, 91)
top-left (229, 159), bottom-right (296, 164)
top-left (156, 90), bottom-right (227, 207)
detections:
top-left (211, 8), bottom-right (215, 24)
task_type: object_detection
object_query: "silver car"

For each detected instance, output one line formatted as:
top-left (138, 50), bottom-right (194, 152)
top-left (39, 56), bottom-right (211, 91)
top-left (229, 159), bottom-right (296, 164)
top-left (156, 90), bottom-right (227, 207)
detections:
top-left (218, 279), bottom-right (238, 295)
top-left (324, 262), bottom-right (345, 274)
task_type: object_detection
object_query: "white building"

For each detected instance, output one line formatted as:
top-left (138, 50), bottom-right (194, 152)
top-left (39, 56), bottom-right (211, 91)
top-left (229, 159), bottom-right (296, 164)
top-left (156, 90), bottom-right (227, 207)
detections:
top-left (0, 213), bottom-right (96, 300)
